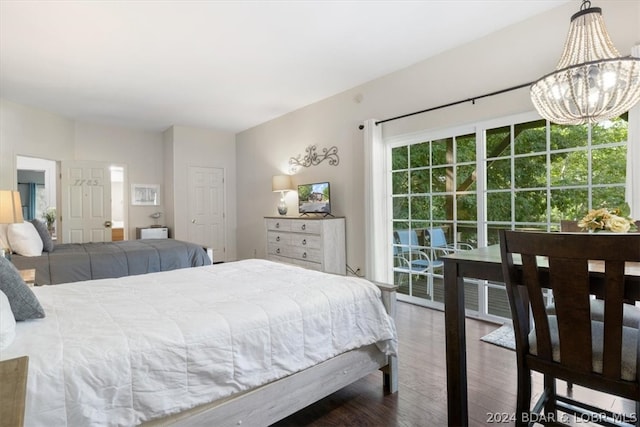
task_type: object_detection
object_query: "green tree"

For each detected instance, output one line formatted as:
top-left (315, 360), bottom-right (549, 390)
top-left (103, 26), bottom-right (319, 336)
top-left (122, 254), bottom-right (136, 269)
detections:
top-left (392, 115), bottom-right (628, 227)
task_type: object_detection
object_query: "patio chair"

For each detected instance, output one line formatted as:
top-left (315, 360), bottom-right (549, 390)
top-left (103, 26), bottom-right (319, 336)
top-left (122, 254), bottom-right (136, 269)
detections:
top-left (393, 229), bottom-right (438, 296)
top-left (426, 227), bottom-right (473, 261)
top-left (499, 230), bottom-right (640, 427)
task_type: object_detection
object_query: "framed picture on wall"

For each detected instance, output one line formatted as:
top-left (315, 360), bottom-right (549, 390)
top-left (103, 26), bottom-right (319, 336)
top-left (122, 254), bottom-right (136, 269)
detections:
top-left (131, 184), bottom-right (160, 206)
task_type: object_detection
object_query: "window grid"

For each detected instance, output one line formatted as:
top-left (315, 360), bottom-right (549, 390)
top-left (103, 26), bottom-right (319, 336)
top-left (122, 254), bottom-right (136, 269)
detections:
top-left (390, 115), bottom-right (628, 319)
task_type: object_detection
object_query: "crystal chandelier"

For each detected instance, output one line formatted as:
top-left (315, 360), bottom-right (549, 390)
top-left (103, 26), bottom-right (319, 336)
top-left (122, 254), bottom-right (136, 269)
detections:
top-left (530, 0), bottom-right (640, 125)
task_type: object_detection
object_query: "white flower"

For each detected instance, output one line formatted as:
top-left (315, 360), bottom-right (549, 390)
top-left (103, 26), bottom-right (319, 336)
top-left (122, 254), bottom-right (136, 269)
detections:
top-left (607, 215), bottom-right (631, 233)
top-left (578, 204), bottom-right (636, 233)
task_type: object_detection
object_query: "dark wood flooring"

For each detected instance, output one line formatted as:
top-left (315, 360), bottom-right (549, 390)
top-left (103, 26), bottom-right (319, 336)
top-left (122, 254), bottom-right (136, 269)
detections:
top-left (273, 301), bottom-right (636, 427)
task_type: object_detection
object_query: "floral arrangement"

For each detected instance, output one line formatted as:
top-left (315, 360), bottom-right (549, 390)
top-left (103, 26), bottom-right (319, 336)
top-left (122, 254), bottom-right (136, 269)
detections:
top-left (577, 204), bottom-right (637, 233)
top-left (42, 207), bottom-right (56, 228)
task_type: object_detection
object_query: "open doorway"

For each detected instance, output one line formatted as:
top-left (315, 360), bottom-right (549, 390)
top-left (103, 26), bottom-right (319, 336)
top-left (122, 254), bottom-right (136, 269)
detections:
top-left (16, 156), bottom-right (57, 236)
top-left (110, 165), bottom-right (126, 240)
top-left (17, 156), bottom-right (127, 243)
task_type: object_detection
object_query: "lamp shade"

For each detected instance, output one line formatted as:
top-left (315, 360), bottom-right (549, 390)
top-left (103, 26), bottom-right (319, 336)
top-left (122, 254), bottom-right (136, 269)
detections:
top-left (530, 2), bottom-right (640, 125)
top-left (0, 190), bottom-right (24, 224)
top-left (272, 175), bottom-right (293, 192)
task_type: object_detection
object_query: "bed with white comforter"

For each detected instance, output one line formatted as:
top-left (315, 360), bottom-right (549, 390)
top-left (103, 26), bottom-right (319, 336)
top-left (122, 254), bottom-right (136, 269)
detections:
top-left (1, 259), bottom-right (397, 426)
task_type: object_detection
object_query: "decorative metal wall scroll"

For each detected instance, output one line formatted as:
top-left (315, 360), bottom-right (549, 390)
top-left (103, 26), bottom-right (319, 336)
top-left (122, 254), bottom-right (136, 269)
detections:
top-left (289, 145), bottom-right (339, 170)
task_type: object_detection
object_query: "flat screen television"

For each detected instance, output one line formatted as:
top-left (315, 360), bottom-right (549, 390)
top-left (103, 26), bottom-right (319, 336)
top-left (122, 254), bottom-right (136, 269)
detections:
top-left (298, 182), bottom-right (331, 215)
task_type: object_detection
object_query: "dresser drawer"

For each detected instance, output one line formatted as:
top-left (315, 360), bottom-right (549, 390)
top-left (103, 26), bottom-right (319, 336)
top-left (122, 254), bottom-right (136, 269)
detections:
top-left (288, 233), bottom-right (321, 249)
top-left (267, 254), bottom-right (321, 271)
top-left (266, 218), bottom-right (291, 232)
top-left (267, 242), bottom-right (288, 257)
top-left (289, 258), bottom-right (322, 271)
top-left (267, 243), bottom-right (320, 263)
top-left (267, 231), bottom-right (290, 245)
top-left (289, 247), bottom-right (322, 263)
top-left (289, 220), bottom-right (321, 234)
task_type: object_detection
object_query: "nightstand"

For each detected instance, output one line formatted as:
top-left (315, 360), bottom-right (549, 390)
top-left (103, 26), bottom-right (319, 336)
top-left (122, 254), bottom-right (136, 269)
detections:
top-left (19, 269), bottom-right (35, 287)
top-left (0, 356), bottom-right (29, 427)
top-left (136, 226), bottom-right (169, 239)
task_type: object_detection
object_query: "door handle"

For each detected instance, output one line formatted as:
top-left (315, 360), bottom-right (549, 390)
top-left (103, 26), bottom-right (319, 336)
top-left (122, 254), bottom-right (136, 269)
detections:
top-left (104, 221), bottom-right (112, 228)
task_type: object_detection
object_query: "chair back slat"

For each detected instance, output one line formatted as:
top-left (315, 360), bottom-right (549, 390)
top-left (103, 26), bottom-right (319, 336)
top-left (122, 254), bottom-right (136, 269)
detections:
top-left (502, 249), bottom-right (531, 354)
top-left (547, 257), bottom-right (593, 373)
top-left (427, 228), bottom-right (447, 248)
top-left (499, 230), bottom-right (640, 383)
top-left (602, 261), bottom-right (625, 379)
top-left (521, 254), bottom-right (553, 360)
top-left (396, 229), bottom-right (420, 249)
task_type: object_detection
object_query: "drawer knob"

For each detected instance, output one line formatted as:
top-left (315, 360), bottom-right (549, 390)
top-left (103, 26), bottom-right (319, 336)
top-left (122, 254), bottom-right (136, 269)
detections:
top-left (301, 224), bottom-right (306, 231)
top-left (275, 222), bottom-right (280, 228)
top-left (276, 248), bottom-right (281, 254)
top-left (276, 236), bottom-right (280, 242)
top-left (302, 239), bottom-right (307, 245)
top-left (302, 252), bottom-right (307, 259)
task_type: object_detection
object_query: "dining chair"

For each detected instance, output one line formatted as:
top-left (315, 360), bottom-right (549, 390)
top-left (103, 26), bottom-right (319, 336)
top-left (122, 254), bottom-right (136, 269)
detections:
top-left (499, 230), bottom-right (640, 427)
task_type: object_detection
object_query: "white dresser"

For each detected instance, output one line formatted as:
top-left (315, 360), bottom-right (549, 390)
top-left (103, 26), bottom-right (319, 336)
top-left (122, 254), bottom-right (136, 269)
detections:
top-left (265, 216), bottom-right (346, 275)
top-left (136, 226), bottom-right (169, 239)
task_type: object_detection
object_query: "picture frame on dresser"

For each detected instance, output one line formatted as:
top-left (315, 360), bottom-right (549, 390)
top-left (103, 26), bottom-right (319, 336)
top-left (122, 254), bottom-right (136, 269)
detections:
top-left (131, 184), bottom-right (160, 206)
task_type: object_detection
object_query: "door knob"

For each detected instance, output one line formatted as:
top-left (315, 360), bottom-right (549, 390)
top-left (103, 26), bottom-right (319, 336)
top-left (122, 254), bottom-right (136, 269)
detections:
top-left (104, 220), bottom-right (112, 228)
top-left (191, 219), bottom-right (196, 223)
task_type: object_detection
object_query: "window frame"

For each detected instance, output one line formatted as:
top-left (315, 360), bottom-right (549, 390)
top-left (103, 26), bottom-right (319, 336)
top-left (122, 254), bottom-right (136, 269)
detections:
top-left (385, 111), bottom-right (631, 321)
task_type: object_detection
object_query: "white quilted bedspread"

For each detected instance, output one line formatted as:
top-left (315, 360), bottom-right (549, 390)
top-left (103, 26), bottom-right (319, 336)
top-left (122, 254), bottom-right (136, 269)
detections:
top-left (1, 259), bottom-right (397, 426)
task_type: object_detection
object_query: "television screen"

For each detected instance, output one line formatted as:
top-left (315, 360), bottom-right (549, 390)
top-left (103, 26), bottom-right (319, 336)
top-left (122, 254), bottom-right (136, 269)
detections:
top-left (298, 182), bottom-right (331, 214)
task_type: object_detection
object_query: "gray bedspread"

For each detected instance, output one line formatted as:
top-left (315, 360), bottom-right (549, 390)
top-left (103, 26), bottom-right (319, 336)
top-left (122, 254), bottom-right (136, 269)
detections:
top-left (11, 239), bottom-right (211, 285)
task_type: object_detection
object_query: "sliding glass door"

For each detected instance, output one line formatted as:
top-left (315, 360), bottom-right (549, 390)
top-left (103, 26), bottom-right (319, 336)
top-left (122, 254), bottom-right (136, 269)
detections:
top-left (388, 112), bottom-right (629, 321)
top-left (390, 127), bottom-right (479, 309)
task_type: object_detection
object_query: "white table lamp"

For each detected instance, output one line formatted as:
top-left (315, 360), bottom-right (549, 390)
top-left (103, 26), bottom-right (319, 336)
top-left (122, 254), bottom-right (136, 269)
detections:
top-left (0, 190), bottom-right (24, 258)
top-left (272, 175), bottom-right (294, 215)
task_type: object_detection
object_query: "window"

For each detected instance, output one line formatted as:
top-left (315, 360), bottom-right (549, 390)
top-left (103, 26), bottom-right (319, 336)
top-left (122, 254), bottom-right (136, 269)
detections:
top-left (484, 115), bottom-right (628, 244)
top-left (388, 113), bottom-right (629, 320)
top-left (390, 129), bottom-right (478, 307)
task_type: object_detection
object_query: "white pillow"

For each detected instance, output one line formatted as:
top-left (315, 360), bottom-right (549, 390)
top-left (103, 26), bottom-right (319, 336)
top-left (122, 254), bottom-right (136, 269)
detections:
top-left (8, 221), bottom-right (43, 257)
top-left (0, 289), bottom-right (16, 350)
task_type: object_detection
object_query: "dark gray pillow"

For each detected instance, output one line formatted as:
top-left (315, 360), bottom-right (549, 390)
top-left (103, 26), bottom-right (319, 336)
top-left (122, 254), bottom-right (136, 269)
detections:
top-left (30, 219), bottom-right (54, 252)
top-left (0, 256), bottom-right (45, 320)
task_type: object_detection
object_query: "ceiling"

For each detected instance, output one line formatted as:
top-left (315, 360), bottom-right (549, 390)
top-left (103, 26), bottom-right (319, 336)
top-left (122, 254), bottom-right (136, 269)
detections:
top-left (0, 1), bottom-right (570, 134)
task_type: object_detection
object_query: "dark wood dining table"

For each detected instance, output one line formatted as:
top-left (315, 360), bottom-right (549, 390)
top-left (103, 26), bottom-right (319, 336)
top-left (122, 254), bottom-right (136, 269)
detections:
top-left (442, 244), bottom-right (640, 426)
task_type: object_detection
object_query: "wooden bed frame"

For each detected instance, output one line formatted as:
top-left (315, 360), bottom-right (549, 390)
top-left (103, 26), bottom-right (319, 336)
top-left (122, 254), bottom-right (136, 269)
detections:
top-left (144, 282), bottom-right (399, 427)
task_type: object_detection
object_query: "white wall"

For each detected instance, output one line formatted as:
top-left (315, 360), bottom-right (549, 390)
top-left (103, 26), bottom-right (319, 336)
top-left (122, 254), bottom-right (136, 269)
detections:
top-left (0, 99), bottom-right (75, 189)
top-left (73, 122), bottom-right (164, 238)
top-left (0, 101), bottom-right (236, 251)
top-left (235, 0), bottom-right (640, 275)
top-left (162, 127), bottom-right (175, 238)
top-left (166, 125), bottom-right (237, 261)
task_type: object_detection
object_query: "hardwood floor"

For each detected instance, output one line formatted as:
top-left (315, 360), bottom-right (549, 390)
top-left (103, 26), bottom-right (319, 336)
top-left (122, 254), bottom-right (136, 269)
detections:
top-left (273, 301), bottom-right (636, 427)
